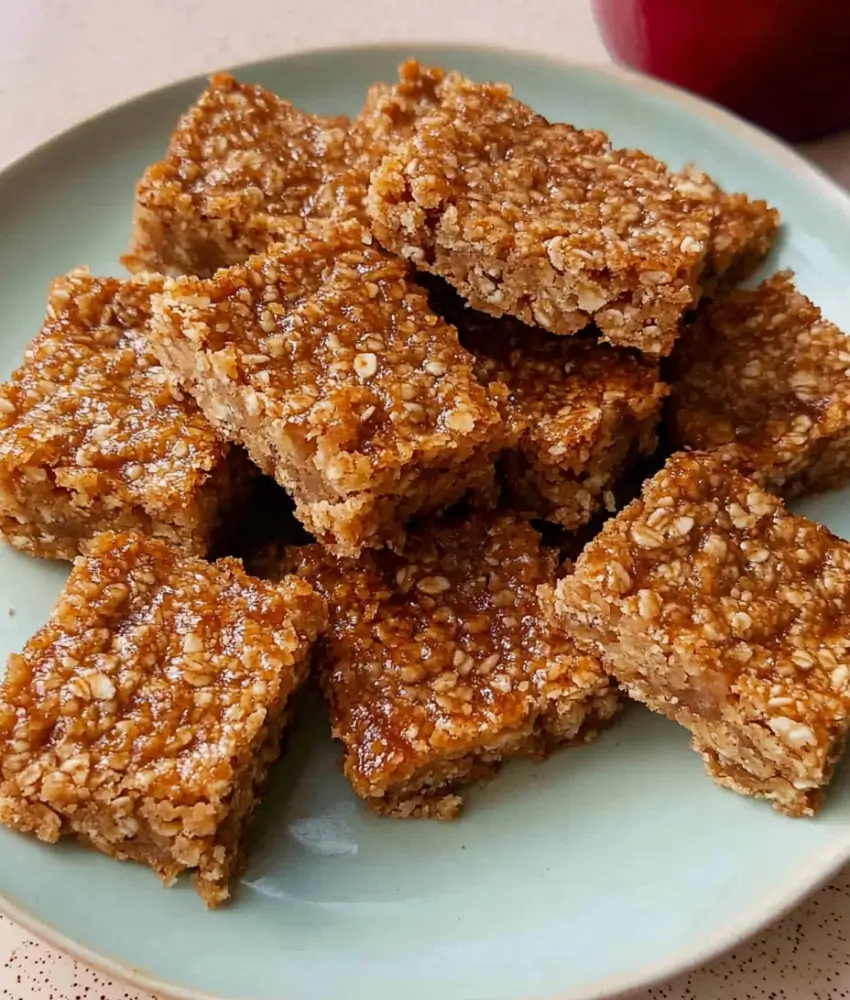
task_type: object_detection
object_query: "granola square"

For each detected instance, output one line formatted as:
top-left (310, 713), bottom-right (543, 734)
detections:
top-left (0, 531), bottom-right (326, 905)
top-left (547, 450), bottom-right (850, 816)
top-left (353, 58), bottom-right (444, 164)
top-left (149, 225), bottom-right (505, 556)
top-left (367, 67), bottom-right (722, 354)
top-left (682, 167), bottom-right (779, 298)
top-left (0, 268), bottom-right (241, 561)
top-left (449, 295), bottom-right (667, 528)
top-left (284, 510), bottom-right (619, 818)
top-left (670, 272), bottom-right (850, 497)
top-left (124, 73), bottom-right (370, 277)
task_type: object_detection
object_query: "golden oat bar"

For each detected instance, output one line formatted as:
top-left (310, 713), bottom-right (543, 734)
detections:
top-left (452, 300), bottom-right (667, 529)
top-left (0, 268), bottom-right (240, 561)
top-left (282, 511), bottom-right (619, 819)
top-left (353, 59), bottom-right (444, 161)
top-left (360, 63), bottom-right (777, 319)
top-left (680, 167), bottom-right (779, 298)
top-left (149, 226), bottom-right (504, 557)
top-left (547, 451), bottom-right (850, 816)
top-left (123, 73), bottom-right (370, 277)
top-left (367, 69), bottom-right (722, 355)
top-left (360, 62), bottom-right (779, 299)
top-left (0, 531), bottom-right (326, 905)
top-left (670, 272), bottom-right (850, 497)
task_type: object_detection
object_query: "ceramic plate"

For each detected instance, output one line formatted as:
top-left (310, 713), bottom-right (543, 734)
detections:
top-left (2, 43), bottom-right (850, 1000)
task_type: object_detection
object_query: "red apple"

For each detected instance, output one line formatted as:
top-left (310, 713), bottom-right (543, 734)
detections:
top-left (593, 0), bottom-right (850, 142)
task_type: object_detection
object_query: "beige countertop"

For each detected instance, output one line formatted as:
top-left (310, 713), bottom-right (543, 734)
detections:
top-left (1, 1), bottom-right (849, 998)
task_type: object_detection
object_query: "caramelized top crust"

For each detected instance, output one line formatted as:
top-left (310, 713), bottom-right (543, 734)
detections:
top-left (291, 511), bottom-right (611, 793)
top-left (680, 167), bottom-right (779, 288)
top-left (361, 63), bottom-right (777, 298)
top-left (0, 268), bottom-right (226, 518)
top-left (670, 272), bottom-right (850, 484)
top-left (126, 73), bottom-right (370, 274)
top-left (553, 451), bottom-right (850, 750)
top-left (0, 531), bottom-right (326, 818)
top-left (152, 227), bottom-right (503, 496)
top-left (367, 64), bottom-right (717, 351)
top-left (354, 59), bottom-right (445, 160)
top-left (457, 306), bottom-right (666, 458)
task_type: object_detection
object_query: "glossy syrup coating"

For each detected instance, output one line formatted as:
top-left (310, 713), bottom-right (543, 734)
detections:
top-left (354, 59), bottom-right (445, 161)
top-left (670, 272), bottom-right (850, 497)
top-left (124, 73), bottom-right (371, 277)
top-left (453, 301), bottom-right (667, 528)
top-left (681, 166), bottom-right (779, 297)
top-left (0, 268), bottom-right (237, 561)
top-left (367, 63), bottom-right (779, 355)
top-left (367, 66), bottom-right (719, 354)
top-left (287, 510), bottom-right (618, 818)
top-left (0, 531), bottom-right (326, 905)
top-left (548, 451), bottom-right (850, 816)
top-left (150, 224), bottom-right (505, 556)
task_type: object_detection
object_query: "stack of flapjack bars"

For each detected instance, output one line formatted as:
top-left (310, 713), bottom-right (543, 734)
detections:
top-left (2, 59), bottom-right (850, 907)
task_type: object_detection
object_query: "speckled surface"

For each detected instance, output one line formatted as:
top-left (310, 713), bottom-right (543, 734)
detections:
top-left (1, 0), bottom-right (850, 997)
top-left (644, 867), bottom-right (850, 999)
top-left (4, 865), bottom-right (850, 1000)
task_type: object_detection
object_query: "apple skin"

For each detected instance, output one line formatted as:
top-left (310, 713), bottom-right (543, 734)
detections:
top-left (593, 0), bottom-right (850, 142)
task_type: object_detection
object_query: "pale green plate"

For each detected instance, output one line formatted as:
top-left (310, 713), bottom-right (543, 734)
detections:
top-left (2, 43), bottom-right (850, 1000)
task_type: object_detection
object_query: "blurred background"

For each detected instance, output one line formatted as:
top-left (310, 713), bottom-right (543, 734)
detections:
top-left (1, 0), bottom-right (848, 184)
top-left (594, 0), bottom-right (850, 142)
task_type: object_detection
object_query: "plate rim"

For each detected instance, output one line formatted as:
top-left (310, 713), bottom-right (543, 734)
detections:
top-left (2, 38), bottom-right (850, 1000)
